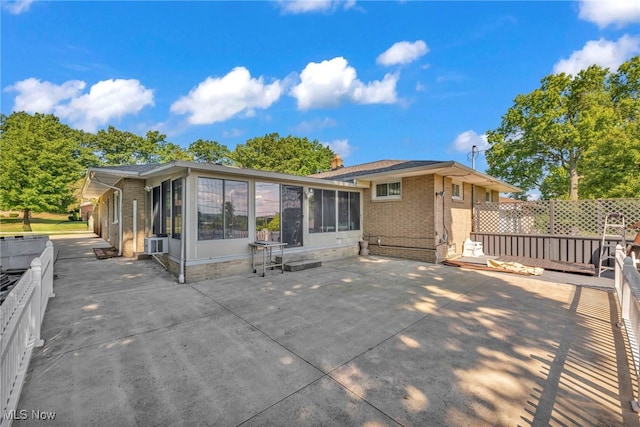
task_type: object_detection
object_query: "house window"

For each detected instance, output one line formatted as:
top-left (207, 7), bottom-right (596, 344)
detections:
top-left (162, 180), bottom-right (171, 234)
top-left (152, 186), bottom-right (161, 235)
top-left (374, 181), bottom-right (401, 200)
top-left (485, 190), bottom-right (492, 202)
top-left (197, 177), bottom-right (248, 240)
top-left (309, 189), bottom-right (336, 233)
top-left (452, 182), bottom-right (463, 201)
top-left (113, 191), bottom-right (120, 224)
top-left (172, 179), bottom-right (182, 239)
top-left (338, 191), bottom-right (360, 231)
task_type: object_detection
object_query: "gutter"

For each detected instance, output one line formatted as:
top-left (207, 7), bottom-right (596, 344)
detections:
top-left (90, 173), bottom-right (124, 257)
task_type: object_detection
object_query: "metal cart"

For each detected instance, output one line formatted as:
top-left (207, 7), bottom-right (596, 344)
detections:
top-left (249, 241), bottom-right (287, 276)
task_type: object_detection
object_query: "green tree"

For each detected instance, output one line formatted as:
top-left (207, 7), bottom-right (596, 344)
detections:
top-left (486, 57), bottom-right (640, 200)
top-left (0, 112), bottom-right (87, 230)
top-left (90, 127), bottom-right (190, 165)
top-left (266, 212), bottom-right (280, 232)
top-left (154, 141), bottom-right (193, 163)
top-left (91, 126), bottom-right (148, 165)
top-left (580, 56), bottom-right (640, 198)
top-left (188, 139), bottom-right (232, 164)
top-left (232, 133), bottom-right (334, 176)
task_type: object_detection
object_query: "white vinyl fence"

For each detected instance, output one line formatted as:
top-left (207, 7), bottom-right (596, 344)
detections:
top-left (1, 241), bottom-right (54, 425)
top-left (614, 245), bottom-right (640, 412)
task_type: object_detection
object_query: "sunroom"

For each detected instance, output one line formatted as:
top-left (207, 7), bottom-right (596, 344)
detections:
top-left (82, 161), bottom-right (365, 282)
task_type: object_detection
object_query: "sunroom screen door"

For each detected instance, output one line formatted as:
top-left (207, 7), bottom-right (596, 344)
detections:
top-left (281, 185), bottom-right (303, 248)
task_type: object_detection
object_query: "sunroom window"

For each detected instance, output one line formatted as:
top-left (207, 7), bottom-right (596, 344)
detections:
top-left (309, 189), bottom-right (336, 233)
top-left (197, 177), bottom-right (248, 240)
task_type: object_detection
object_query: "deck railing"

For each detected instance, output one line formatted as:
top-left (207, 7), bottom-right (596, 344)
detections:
top-left (1, 241), bottom-right (54, 425)
top-left (614, 244), bottom-right (640, 412)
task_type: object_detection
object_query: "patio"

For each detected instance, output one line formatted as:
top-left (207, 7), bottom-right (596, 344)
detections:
top-left (14, 234), bottom-right (640, 426)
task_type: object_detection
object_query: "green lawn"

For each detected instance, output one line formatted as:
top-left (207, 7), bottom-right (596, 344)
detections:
top-left (0, 213), bottom-right (90, 235)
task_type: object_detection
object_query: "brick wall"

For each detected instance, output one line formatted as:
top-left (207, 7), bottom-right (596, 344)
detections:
top-left (169, 245), bottom-right (359, 283)
top-left (97, 189), bottom-right (119, 246)
top-left (361, 175), bottom-right (485, 263)
top-left (449, 180), bottom-right (473, 257)
top-left (94, 179), bottom-right (147, 257)
top-left (119, 179), bottom-right (147, 257)
top-left (363, 175), bottom-right (439, 263)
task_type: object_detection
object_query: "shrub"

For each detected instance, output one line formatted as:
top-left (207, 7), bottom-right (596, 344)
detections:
top-left (9, 213), bottom-right (19, 218)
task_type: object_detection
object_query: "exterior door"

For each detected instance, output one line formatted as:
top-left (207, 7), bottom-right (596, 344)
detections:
top-left (281, 185), bottom-right (303, 248)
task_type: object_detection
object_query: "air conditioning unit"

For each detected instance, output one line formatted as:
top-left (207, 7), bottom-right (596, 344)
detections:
top-left (144, 236), bottom-right (168, 254)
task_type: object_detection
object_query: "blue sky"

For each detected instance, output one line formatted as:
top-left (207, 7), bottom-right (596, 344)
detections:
top-left (2, 1), bottom-right (639, 173)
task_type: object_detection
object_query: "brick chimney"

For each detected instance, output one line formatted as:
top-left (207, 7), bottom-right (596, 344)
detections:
top-left (331, 154), bottom-right (343, 170)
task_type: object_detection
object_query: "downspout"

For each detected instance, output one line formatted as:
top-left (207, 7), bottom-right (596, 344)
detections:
top-left (92, 176), bottom-right (124, 257)
top-left (179, 168), bottom-right (191, 284)
top-left (132, 199), bottom-right (138, 254)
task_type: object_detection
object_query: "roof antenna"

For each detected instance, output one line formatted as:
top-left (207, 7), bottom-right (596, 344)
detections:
top-left (471, 145), bottom-right (477, 170)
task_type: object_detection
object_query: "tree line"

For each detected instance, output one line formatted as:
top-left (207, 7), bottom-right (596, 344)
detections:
top-left (0, 112), bottom-right (334, 229)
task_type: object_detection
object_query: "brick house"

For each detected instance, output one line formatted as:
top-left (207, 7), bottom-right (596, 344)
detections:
top-left (81, 162), bottom-right (364, 282)
top-left (81, 159), bottom-right (519, 282)
top-left (312, 160), bottom-right (521, 263)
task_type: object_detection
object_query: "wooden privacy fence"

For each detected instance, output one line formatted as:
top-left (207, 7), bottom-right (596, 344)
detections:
top-left (1, 241), bottom-right (54, 426)
top-left (614, 245), bottom-right (640, 412)
top-left (472, 199), bottom-right (640, 265)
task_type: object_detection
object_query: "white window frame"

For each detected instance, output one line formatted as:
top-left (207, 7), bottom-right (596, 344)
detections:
top-left (485, 190), bottom-right (492, 202)
top-left (373, 181), bottom-right (401, 200)
top-left (452, 181), bottom-right (463, 201)
top-left (113, 191), bottom-right (120, 224)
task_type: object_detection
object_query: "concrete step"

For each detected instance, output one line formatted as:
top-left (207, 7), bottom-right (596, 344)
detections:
top-left (284, 260), bottom-right (322, 272)
top-left (276, 254), bottom-right (306, 264)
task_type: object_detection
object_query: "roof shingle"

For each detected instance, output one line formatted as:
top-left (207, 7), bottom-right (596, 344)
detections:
top-left (310, 160), bottom-right (442, 181)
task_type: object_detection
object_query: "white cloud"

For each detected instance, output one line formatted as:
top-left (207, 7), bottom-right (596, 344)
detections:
top-left (222, 128), bottom-right (244, 138)
top-left (290, 57), bottom-right (398, 110)
top-left (578, 0), bottom-right (640, 28)
top-left (377, 40), bottom-right (429, 66)
top-left (2, 0), bottom-right (34, 15)
top-left (171, 67), bottom-right (282, 125)
top-left (327, 138), bottom-right (352, 158)
top-left (293, 117), bottom-right (337, 133)
top-left (56, 79), bottom-right (154, 132)
top-left (5, 78), bottom-right (85, 113)
top-left (553, 35), bottom-right (640, 76)
top-left (275, 0), bottom-right (355, 14)
top-left (436, 72), bottom-right (466, 84)
top-left (5, 78), bottom-right (154, 132)
top-left (452, 130), bottom-right (488, 153)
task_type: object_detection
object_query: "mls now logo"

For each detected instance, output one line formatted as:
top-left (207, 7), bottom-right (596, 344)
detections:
top-left (3, 410), bottom-right (56, 421)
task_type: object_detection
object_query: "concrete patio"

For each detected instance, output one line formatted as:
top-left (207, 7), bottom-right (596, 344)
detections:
top-left (14, 234), bottom-right (640, 426)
